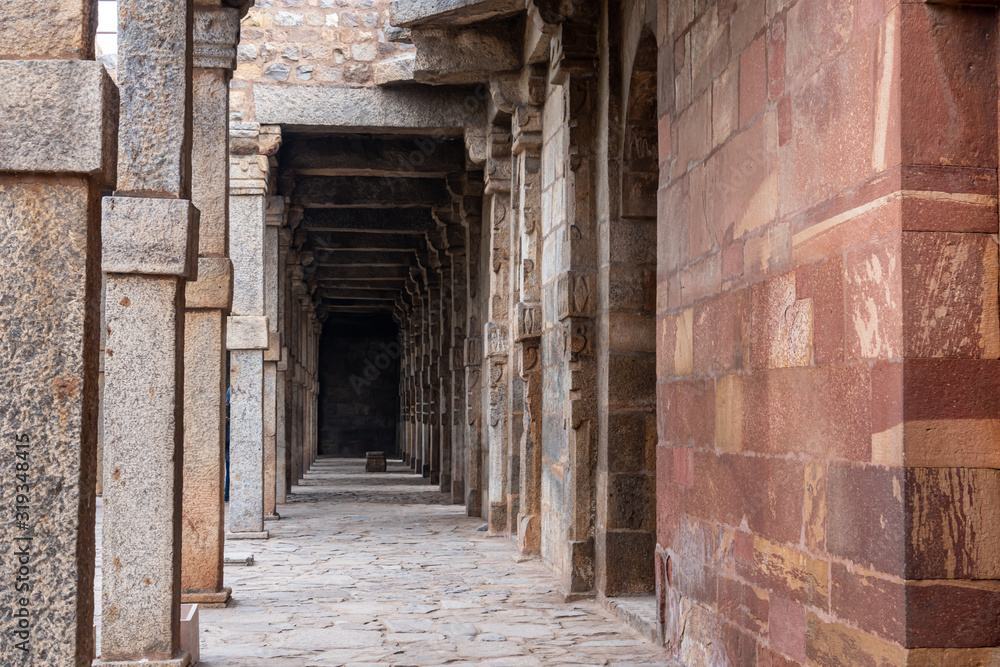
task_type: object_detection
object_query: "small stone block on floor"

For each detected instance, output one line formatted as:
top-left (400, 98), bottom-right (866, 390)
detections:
top-left (223, 554), bottom-right (254, 566)
top-left (366, 451), bottom-right (387, 472)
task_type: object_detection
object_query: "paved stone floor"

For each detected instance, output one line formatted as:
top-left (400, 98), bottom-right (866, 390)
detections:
top-left (99, 457), bottom-right (673, 666)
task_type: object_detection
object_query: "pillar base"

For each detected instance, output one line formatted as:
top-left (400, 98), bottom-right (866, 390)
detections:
top-left (226, 530), bottom-right (269, 540)
top-left (95, 651), bottom-right (191, 667)
top-left (181, 587), bottom-right (232, 608)
top-left (430, 471), bottom-right (440, 485)
top-left (422, 464), bottom-right (430, 478)
top-left (488, 501), bottom-right (507, 535)
top-left (264, 513), bottom-right (281, 521)
top-left (517, 514), bottom-right (540, 555)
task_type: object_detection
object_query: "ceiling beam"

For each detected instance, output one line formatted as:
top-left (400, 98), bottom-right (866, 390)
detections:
top-left (292, 176), bottom-right (452, 209)
top-left (300, 208), bottom-right (437, 233)
top-left (282, 135), bottom-right (467, 177)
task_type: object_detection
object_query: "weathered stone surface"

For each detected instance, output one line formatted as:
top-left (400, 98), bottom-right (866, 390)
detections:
top-left (116, 0), bottom-right (192, 197)
top-left (389, 0), bottom-right (521, 27)
top-left (191, 68), bottom-right (231, 256)
top-left (412, 22), bottom-right (521, 85)
top-left (102, 197), bottom-right (199, 279)
top-left (227, 315), bottom-right (270, 350)
top-left (0, 175), bottom-right (100, 666)
top-left (374, 52), bottom-right (416, 86)
top-left (185, 257), bottom-right (234, 310)
top-left (101, 275), bottom-right (185, 661)
top-left (230, 194), bottom-right (265, 316)
top-left (230, 349), bottom-right (266, 533)
top-left (193, 6), bottom-right (240, 70)
top-left (254, 84), bottom-right (485, 131)
top-left (181, 309), bottom-right (228, 599)
top-left (0, 60), bottom-right (118, 183)
top-left (0, 0), bottom-right (96, 59)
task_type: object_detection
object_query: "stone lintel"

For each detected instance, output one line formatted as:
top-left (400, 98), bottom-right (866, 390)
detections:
top-left (0, 60), bottom-right (117, 184)
top-left (374, 52), bottom-right (416, 86)
top-left (227, 315), bottom-right (270, 350)
top-left (194, 7), bottom-right (240, 70)
top-left (185, 257), bottom-right (234, 310)
top-left (389, 0), bottom-right (522, 28)
top-left (102, 197), bottom-right (200, 279)
top-left (254, 84), bottom-right (485, 132)
top-left (412, 22), bottom-right (522, 86)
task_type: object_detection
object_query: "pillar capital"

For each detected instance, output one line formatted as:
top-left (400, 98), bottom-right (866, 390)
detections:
top-left (193, 6), bottom-right (240, 71)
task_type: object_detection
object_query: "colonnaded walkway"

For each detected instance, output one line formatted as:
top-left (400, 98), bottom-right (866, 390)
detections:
top-left (98, 458), bottom-right (673, 666)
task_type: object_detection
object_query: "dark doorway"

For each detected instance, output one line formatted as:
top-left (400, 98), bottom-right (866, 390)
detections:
top-left (318, 314), bottom-right (400, 457)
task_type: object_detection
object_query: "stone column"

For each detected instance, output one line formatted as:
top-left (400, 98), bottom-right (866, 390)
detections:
top-left (262, 196), bottom-right (283, 520)
top-left (461, 194), bottom-right (485, 517)
top-left (485, 125), bottom-right (513, 533)
top-left (427, 263), bottom-right (443, 485)
top-left (180, 3), bottom-right (240, 609)
top-left (98, 0), bottom-right (198, 663)
top-left (553, 31), bottom-right (599, 598)
top-left (225, 123), bottom-right (274, 541)
top-left (0, 6), bottom-right (116, 663)
top-left (288, 267), bottom-right (304, 484)
top-left (512, 103), bottom-right (544, 555)
top-left (439, 256), bottom-right (453, 492)
top-left (506, 128), bottom-right (525, 538)
top-left (275, 228), bottom-right (291, 504)
top-left (447, 221), bottom-right (469, 504)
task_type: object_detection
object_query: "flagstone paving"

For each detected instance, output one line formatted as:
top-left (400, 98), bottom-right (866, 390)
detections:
top-left (102, 457), bottom-right (675, 666)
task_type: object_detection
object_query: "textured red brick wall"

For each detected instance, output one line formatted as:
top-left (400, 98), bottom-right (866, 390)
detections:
top-left (655, 0), bottom-right (1000, 664)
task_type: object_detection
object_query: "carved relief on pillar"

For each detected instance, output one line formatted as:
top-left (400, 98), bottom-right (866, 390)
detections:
top-left (486, 323), bottom-right (509, 358)
top-left (563, 319), bottom-right (594, 361)
top-left (557, 271), bottom-right (595, 321)
top-left (465, 335), bottom-right (483, 366)
top-left (193, 7), bottom-right (240, 70)
top-left (515, 302), bottom-right (542, 342)
top-left (513, 105), bottom-right (543, 156)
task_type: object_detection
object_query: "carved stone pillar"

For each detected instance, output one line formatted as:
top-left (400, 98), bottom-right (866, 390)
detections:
top-left (181, 3), bottom-right (240, 608)
top-left (485, 125), bottom-right (513, 533)
top-left (98, 0), bottom-right (198, 663)
top-left (513, 103), bottom-right (544, 555)
top-left (226, 122), bottom-right (278, 541)
top-left (262, 195), bottom-right (283, 520)
top-left (0, 4), bottom-right (117, 663)
top-left (463, 174), bottom-right (486, 518)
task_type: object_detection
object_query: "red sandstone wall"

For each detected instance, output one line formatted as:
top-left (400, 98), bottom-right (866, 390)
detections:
top-left (655, 0), bottom-right (1000, 664)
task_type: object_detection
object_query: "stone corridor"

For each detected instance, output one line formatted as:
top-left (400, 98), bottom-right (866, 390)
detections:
top-left (177, 459), bottom-right (671, 665)
top-left (6, 0), bottom-right (1000, 665)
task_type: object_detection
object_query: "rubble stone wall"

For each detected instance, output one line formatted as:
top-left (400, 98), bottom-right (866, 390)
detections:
top-left (231, 0), bottom-right (411, 121)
